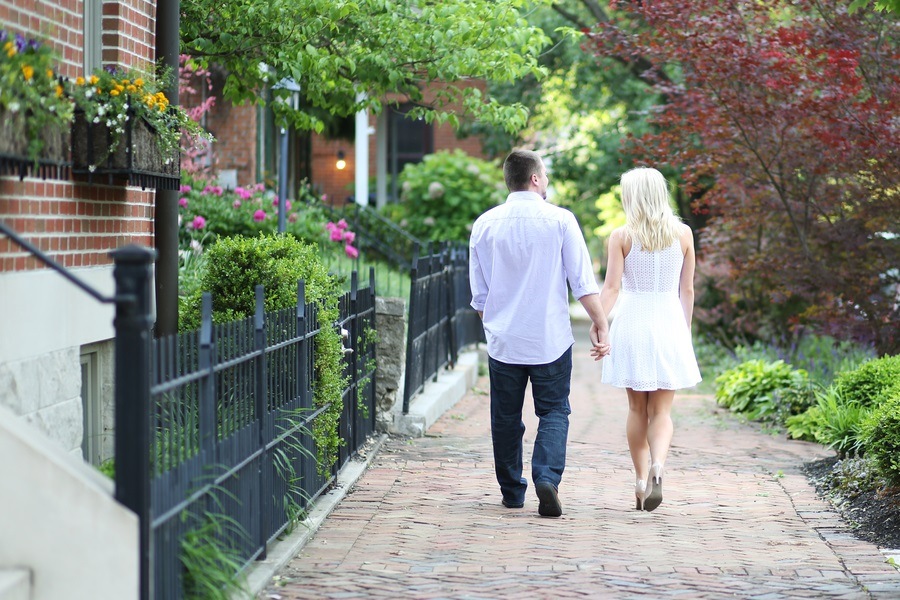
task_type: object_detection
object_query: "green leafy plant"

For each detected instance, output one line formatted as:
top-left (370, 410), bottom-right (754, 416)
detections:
top-left (0, 30), bottom-right (72, 163)
top-left (68, 66), bottom-right (210, 170)
top-left (833, 355), bottom-right (900, 408)
top-left (180, 509), bottom-right (249, 599)
top-left (714, 359), bottom-right (810, 422)
top-left (859, 382), bottom-right (900, 486)
top-left (382, 149), bottom-right (506, 242)
top-left (179, 234), bottom-right (346, 474)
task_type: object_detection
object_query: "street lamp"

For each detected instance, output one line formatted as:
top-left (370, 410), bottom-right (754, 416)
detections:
top-left (273, 78), bottom-right (301, 233)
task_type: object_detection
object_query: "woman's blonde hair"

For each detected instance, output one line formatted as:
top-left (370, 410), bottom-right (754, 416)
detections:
top-left (620, 167), bottom-right (682, 252)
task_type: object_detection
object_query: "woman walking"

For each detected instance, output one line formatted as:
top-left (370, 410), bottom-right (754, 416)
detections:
top-left (591, 167), bottom-right (701, 512)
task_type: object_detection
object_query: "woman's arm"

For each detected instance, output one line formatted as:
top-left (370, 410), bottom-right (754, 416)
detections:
top-left (679, 224), bottom-right (696, 329)
top-left (600, 229), bottom-right (625, 318)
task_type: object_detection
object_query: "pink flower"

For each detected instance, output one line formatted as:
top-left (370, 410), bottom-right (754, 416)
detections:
top-left (235, 186), bottom-right (252, 200)
top-left (344, 244), bottom-right (359, 259)
top-left (321, 194), bottom-right (328, 202)
top-left (253, 209), bottom-right (267, 222)
top-left (178, 197), bottom-right (188, 208)
top-left (272, 197), bottom-right (280, 207)
top-left (192, 215), bottom-right (206, 229)
top-left (288, 213), bottom-right (298, 223)
top-left (233, 199), bottom-right (242, 208)
top-left (344, 231), bottom-right (356, 244)
top-left (325, 221), bottom-right (338, 231)
top-left (337, 218), bottom-right (348, 230)
top-left (330, 228), bottom-right (344, 242)
top-left (179, 185), bottom-right (192, 193)
top-left (285, 200), bottom-right (292, 211)
top-left (202, 185), bottom-right (223, 196)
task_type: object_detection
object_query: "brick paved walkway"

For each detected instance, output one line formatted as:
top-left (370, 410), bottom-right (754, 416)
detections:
top-left (260, 332), bottom-right (900, 599)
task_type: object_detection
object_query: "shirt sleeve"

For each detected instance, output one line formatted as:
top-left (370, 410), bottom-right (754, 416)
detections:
top-left (561, 212), bottom-right (600, 299)
top-left (469, 240), bottom-right (487, 311)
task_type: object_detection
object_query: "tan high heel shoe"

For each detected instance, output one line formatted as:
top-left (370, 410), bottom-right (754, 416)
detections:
top-left (643, 463), bottom-right (664, 512)
top-left (634, 479), bottom-right (648, 510)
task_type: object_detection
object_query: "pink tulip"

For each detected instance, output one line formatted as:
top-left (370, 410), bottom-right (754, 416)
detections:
top-left (192, 215), bottom-right (206, 229)
top-left (253, 210), bottom-right (266, 222)
top-left (330, 229), bottom-right (344, 242)
top-left (344, 231), bottom-right (356, 244)
top-left (344, 244), bottom-right (359, 259)
top-left (337, 219), bottom-right (348, 230)
top-left (178, 197), bottom-right (188, 208)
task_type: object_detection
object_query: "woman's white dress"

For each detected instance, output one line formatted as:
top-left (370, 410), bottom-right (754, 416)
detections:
top-left (601, 238), bottom-right (702, 391)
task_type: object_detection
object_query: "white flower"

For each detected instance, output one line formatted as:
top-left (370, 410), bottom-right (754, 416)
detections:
top-left (428, 181), bottom-right (445, 199)
top-left (467, 164), bottom-right (480, 175)
top-left (85, 90), bottom-right (93, 98)
top-left (97, 106), bottom-right (106, 116)
top-left (190, 240), bottom-right (203, 254)
top-left (88, 165), bottom-right (97, 173)
top-left (93, 116), bottom-right (100, 123)
top-left (8, 101), bottom-right (20, 112)
top-left (423, 217), bottom-right (436, 226)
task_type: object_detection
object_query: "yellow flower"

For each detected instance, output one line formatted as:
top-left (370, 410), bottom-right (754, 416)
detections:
top-left (46, 69), bottom-right (54, 79)
top-left (96, 86), bottom-right (102, 94)
top-left (76, 76), bottom-right (85, 86)
top-left (115, 84), bottom-right (124, 92)
top-left (4, 41), bottom-right (15, 57)
top-left (21, 65), bottom-right (34, 81)
top-left (89, 75), bottom-right (99, 85)
top-left (134, 78), bottom-right (144, 88)
top-left (110, 89), bottom-right (120, 96)
top-left (122, 79), bottom-right (130, 85)
top-left (126, 84), bottom-right (137, 92)
top-left (55, 85), bottom-right (63, 97)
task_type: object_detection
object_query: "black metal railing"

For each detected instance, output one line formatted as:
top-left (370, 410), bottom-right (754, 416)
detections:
top-left (320, 201), bottom-right (423, 270)
top-left (403, 242), bottom-right (485, 412)
top-left (2, 218), bottom-right (378, 599)
top-left (143, 271), bottom-right (377, 599)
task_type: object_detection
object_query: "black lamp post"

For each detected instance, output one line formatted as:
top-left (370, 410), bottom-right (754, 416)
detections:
top-left (274, 78), bottom-right (301, 234)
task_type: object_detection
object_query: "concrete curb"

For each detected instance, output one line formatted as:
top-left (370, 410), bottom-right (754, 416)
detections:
top-left (392, 350), bottom-right (480, 436)
top-left (243, 348), bottom-right (482, 597)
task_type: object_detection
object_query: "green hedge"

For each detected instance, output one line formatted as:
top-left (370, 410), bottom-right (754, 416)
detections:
top-left (179, 234), bottom-right (346, 474)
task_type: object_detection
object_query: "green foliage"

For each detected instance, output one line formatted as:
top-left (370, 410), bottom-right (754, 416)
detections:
top-left (97, 459), bottom-right (115, 479)
top-left (381, 149), bottom-right (505, 242)
top-left (849, 0), bottom-right (900, 14)
top-left (714, 359), bottom-right (811, 422)
top-left (859, 383), bottom-right (900, 486)
top-left (786, 386), bottom-right (870, 458)
top-left (179, 234), bottom-right (346, 474)
top-left (180, 511), bottom-right (249, 599)
top-left (180, 0), bottom-right (551, 134)
top-left (833, 355), bottom-right (900, 408)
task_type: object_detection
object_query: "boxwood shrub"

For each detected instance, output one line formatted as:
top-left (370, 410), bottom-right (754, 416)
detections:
top-left (179, 234), bottom-right (346, 474)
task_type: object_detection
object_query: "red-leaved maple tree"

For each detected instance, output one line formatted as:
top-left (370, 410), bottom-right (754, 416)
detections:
top-left (588, 0), bottom-right (900, 354)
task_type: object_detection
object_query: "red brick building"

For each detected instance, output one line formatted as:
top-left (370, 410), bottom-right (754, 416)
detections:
top-left (203, 81), bottom-right (490, 207)
top-left (1, 0), bottom-right (160, 462)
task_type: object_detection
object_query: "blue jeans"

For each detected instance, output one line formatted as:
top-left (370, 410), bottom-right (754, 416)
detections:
top-left (488, 346), bottom-right (572, 506)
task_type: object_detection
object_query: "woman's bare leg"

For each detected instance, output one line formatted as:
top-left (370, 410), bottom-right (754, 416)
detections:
top-left (625, 389), bottom-right (651, 483)
top-left (647, 389), bottom-right (676, 470)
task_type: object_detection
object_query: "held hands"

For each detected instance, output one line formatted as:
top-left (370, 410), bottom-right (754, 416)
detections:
top-left (589, 321), bottom-right (611, 361)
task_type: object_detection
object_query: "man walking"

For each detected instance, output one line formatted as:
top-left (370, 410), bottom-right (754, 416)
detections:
top-left (469, 149), bottom-right (610, 517)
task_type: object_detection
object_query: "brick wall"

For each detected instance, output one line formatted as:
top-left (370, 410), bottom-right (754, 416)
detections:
top-left (1, 0), bottom-right (160, 274)
top-left (204, 102), bottom-right (258, 186)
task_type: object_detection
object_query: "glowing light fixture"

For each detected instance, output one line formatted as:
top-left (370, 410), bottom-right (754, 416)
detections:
top-left (336, 150), bottom-right (347, 170)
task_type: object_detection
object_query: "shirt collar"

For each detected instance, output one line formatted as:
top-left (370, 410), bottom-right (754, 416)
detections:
top-left (506, 191), bottom-right (544, 203)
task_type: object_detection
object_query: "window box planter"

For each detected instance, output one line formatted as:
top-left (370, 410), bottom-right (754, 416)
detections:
top-left (0, 107), bottom-right (70, 180)
top-left (71, 108), bottom-right (180, 190)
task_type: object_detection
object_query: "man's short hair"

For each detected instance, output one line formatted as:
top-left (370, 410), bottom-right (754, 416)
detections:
top-left (503, 150), bottom-right (543, 192)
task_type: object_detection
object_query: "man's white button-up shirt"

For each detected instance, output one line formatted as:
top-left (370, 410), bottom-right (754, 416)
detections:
top-left (469, 191), bottom-right (600, 365)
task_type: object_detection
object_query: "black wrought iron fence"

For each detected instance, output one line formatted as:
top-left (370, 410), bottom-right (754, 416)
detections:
top-left (403, 242), bottom-right (485, 411)
top-left (139, 272), bottom-right (376, 598)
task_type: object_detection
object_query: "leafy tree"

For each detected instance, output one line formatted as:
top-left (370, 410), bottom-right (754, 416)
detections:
top-left (180, 0), bottom-right (553, 133)
top-left (587, 0), bottom-right (900, 355)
